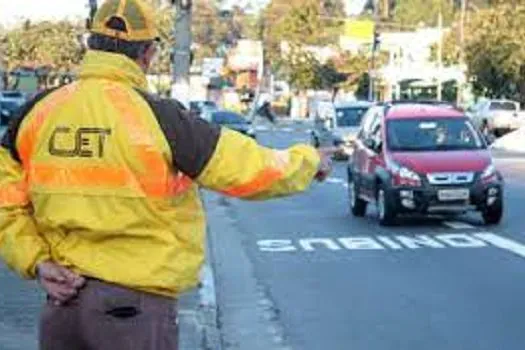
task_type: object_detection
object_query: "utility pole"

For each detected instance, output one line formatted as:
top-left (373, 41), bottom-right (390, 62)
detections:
top-left (88, 0), bottom-right (98, 29)
top-left (458, 0), bottom-right (467, 105)
top-left (171, 0), bottom-right (192, 108)
top-left (437, 10), bottom-right (443, 101)
top-left (369, 0), bottom-right (380, 102)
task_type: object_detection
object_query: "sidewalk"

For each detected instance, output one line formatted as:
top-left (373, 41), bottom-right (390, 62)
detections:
top-left (178, 246), bottom-right (221, 350)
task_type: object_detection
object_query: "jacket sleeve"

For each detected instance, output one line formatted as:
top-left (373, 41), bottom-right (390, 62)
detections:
top-left (138, 94), bottom-right (321, 200)
top-left (0, 148), bottom-right (50, 278)
top-left (197, 128), bottom-right (320, 200)
top-left (0, 94), bottom-right (53, 279)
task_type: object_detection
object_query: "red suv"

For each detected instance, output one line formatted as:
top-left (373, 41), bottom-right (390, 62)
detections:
top-left (348, 103), bottom-right (504, 226)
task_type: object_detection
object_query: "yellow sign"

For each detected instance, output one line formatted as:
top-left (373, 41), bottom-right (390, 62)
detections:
top-left (343, 20), bottom-right (375, 40)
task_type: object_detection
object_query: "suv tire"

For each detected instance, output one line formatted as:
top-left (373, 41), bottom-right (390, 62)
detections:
top-left (482, 200), bottom-right (503, 225)
top-left (377, 184), bottom-right (397, 226)
top-left (348, 175), bottom-right (367, 217)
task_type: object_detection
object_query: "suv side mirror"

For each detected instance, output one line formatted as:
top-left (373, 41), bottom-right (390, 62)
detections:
top-left (365, 138), bottom-right (382, 153)
top-left (364, 138), bottom-right (376, 150)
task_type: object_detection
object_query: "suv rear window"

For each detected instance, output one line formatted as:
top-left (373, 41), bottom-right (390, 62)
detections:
top-left (489, 101), bottom-right (517, 111)
top-left (387, 118), bottom-right (484, 152)
top-left (335, 107), bottom-right (369, 127)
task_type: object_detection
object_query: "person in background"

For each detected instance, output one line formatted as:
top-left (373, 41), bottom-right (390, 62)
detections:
top-left (0, 0), bottom-right (335, 349)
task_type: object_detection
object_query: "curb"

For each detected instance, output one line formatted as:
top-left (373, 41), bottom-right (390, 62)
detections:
top-left (178, 190), bottom-right (221, 350)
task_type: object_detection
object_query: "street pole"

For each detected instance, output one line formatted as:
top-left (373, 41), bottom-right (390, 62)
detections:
top-left (458, 0), bottom-right (467, 105)
top-left (88, 0), bottom-right (98, 28)
top-left (437, 10), bottom-right (443, 101)
top-left (369, 0), bottom-right (379, 102)
top-left (172, 0), bottom-right (192, 108)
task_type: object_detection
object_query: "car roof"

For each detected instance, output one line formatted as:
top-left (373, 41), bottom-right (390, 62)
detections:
top-left (334, 101), bottom-right (373, 108)
top-left (212, 109), bottom-right (242, 115)
top-left (385, 103), bottom-right (465, 120)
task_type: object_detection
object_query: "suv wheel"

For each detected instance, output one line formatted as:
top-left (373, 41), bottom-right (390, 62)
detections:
top-left (377, 185), bottom-right (396, 226)
top-left (348, 175), bottom-right (367, 217)
top-left (482, 200), bottom-right (503, 225)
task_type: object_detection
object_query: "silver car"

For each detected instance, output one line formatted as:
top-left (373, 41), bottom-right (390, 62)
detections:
top-left (310, 101), bottom-right (373, 159)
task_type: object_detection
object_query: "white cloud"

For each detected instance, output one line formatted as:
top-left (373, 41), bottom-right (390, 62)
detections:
top-left (0, 0), bottom-right (87, 27)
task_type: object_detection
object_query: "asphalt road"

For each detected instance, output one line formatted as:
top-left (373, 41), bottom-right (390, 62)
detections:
top-left (213, 122), bottom-right (525, 350)
top-left (3, 122), bottom-right (525, 350)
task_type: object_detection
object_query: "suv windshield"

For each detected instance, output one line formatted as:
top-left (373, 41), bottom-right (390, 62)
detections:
top-left (489, 101), bottom-right (517, 111)
top-left (387, 118), bottom-right (484, 152)
top-left (1, 92), bottom-right (23, 99)
top-left (335, 107), bottom-right (369, 127)
top-left (212, 112), bottom-right (247, 125)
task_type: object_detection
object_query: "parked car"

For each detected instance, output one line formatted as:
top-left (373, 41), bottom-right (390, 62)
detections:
top-left (348, 103), bottom-right (503, 226)
top-left (468, 99), bottom-right (524, 137)
top-left (189, 100), bottom-right (218, 118)
top-left (311, 101), bottom-right (373, 160)
top-left (0, 90), bottom-right (26, 124)
top-left (202, 109), bottom-right (256, 139)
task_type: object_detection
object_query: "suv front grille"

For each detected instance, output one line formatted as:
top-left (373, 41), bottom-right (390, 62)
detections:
top-left (426, 172), bottom-right (474, 185)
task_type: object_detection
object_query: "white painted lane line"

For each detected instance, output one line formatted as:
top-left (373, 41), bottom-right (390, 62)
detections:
top-left (475, 233), bottom-right (525, 259)
top-left (257, 233), bottom-right (492, 253)
top-left (325, 177), bottom-right (345, 184)
top-left (443, 221), bottom-right (476, 230)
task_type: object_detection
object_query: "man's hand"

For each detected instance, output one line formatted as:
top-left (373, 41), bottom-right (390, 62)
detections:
top-left (36, 261), bottom-right (86, 305)
top-left (314, 147), bottom-right (337, 182)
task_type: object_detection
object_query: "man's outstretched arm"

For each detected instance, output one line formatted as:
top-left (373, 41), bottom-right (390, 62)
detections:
top-left (139, 94), bottom-right (332, 200)
top-left (197, 127), bottom-right (328, 200)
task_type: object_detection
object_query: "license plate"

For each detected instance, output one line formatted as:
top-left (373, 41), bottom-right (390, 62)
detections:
top-left (438, 189), bottom-right (470, 201)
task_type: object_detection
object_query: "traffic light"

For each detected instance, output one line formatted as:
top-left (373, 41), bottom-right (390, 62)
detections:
top-left (373, 30), bottom-right (381, 51)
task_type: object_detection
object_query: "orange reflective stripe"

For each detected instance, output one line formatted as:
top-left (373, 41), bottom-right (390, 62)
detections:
top-left (17, 84), bottom-right (79, 167)
top-left (31, 163), bottom-right (135, 189)
top-left (222, 168), bottom-right (284, 198)
top-left (0, 182), bottom-right (29, 207)
top-left (30, 163), bottom-right (193, 198)
top-left (104, 84), bottom-right (193, 197)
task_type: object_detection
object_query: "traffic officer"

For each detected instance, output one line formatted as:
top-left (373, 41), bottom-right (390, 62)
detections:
top-left (0, 0), bottom-right (333, 349)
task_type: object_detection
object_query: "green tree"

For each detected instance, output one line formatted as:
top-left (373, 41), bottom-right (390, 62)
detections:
top-left (263, 0), bottom-right (345, 62)
top-left (1, 20), bottom-right (84, 73)
top-left (463, 2), bottom-right (525, 102)
top-left (430, 26), bottom-right (461, 65)
top-left (393, 0), bottom-right (455, 26)
top-left (154, 6), bottom-right (175, 75)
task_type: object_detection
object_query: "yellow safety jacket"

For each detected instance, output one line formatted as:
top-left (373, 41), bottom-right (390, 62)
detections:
top-left (0, 50), bottom-right (320, 297)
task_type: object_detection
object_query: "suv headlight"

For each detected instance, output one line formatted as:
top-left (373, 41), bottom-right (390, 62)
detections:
top-left (481, 163), bottom-right (497, 181)
top-left (398, 167), bottom-right (420, 182)
top-left (388, 158), bottom-right (421, 186)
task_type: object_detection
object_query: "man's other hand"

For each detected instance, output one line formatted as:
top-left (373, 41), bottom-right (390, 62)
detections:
top-left (315, 147), bottom-right (337, 182)
top-left (36, 261), bottom-right (86, 305)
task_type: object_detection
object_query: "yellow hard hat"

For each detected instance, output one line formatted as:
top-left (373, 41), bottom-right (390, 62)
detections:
top-left (91, 0), bottom-right (160, 42)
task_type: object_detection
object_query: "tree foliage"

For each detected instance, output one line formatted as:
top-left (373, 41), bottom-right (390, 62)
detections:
top-left (393, 0), bottom-right (455, 27)
top-left (1, 20), bottom-right (84, 72)
top-left (464, 2), bottom-right (525, 102)
top-left (262, 0), bottom-right (346, 90)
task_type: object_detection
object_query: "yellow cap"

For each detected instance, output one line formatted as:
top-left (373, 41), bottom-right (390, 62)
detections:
top-left (91, 0), bottom-right (159, 42)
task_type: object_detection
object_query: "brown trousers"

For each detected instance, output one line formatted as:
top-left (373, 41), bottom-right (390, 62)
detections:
top-left (39, 279), bottom-right (179, 350)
